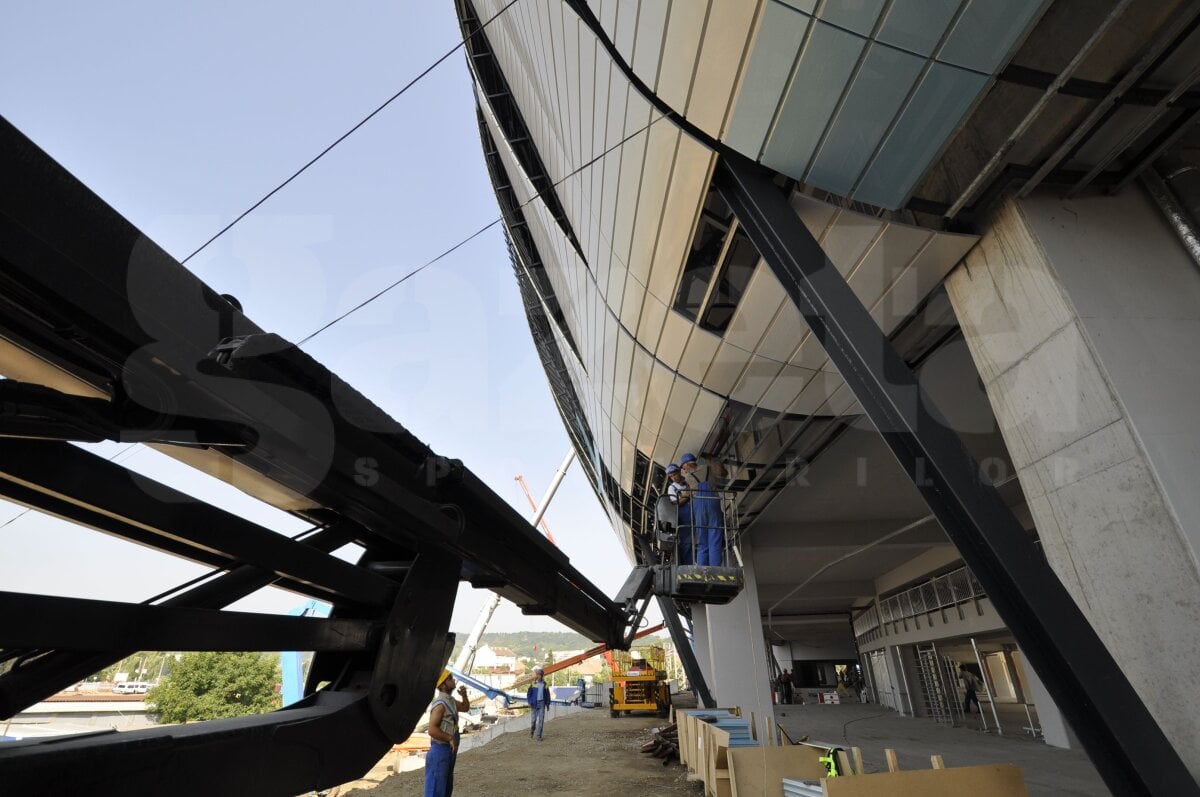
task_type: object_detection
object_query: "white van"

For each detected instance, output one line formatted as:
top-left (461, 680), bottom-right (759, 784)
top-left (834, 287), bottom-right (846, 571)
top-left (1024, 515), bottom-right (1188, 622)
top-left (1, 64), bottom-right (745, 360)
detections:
top-left (113, 682), bottom-right (151, 694)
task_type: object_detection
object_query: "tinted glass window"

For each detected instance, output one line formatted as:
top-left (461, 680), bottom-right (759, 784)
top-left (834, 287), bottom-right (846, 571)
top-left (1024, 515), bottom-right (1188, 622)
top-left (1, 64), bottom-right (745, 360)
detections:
top-left (701, 230), bottom-right (760, 332)
top-left (674, 192), bottom-right (733, 321)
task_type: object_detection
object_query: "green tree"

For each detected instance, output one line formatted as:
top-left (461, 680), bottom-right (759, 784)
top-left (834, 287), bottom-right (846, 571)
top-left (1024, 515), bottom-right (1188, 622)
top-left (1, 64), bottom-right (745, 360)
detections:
top-left (147, 652), bottom-right (280, 723)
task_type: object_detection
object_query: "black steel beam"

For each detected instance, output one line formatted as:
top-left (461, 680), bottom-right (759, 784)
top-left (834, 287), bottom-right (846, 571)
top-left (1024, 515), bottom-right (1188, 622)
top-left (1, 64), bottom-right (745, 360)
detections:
top-left (0, 526), bottom-right (353, 717)
top-left (204, 334), bottom-right (625, 645)
top-left (0, 691), bottom-right (393, 797)
top-left (0, 592), bottom-right (376, 652)
top-left (656, 595), bottom-right (713, 709)
top-left (0, 438), bottom-right (396, 608)
top-left (716, 151), bottom-right (1199, 797)
top-left (0, 546), bottom-right (458, 797)
top-left (0, 116), bottom-right (626, 647)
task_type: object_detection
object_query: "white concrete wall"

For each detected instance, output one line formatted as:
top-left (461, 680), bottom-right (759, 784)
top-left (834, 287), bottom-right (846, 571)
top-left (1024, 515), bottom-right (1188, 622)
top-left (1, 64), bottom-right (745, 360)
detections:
top-left (692, 539), bottom-right (776, 744)
top-left (946, 191), bottom-right (1200, 776)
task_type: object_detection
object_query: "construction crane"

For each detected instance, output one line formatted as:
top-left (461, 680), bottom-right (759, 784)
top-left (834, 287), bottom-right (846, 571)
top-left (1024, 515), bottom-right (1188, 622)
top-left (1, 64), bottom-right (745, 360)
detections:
top-left (515, 474), bottom-right (556, 544)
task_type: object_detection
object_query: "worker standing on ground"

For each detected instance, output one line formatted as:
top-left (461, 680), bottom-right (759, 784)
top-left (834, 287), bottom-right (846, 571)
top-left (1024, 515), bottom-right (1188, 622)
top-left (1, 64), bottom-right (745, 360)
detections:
top-left (665, 464), bottom-right (693, 564)
top-left (681, 452), bottom-right (726, 566)
top-left (527, 666), bottom-right (552, 740)
top-left (425, 670), bottom-right (470, 797)
top-left (960, 665), bottom-right (983, 715)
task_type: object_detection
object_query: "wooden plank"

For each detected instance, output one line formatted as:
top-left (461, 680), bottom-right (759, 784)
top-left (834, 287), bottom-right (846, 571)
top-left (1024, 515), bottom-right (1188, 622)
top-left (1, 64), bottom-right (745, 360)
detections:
top-left (681, 712), bottom-right (693, 769)
top-left (852, 747), bottom-right (864, 775)
top-left (884, 748), bottom-right (900, 773)
top-left (727, 746), bottom-right (827, 796)
top-left (836, 749), bottom-right (854, 776)
top-left (778, 723), bottom-right (794, 746)
top-left (678, 708), bottom-right (740, 776)
top-left (707, 725), bottom-right (730, 796)
top-left (822, 764), bottom-right (1029, 797)
top-left (931, 755), bottom-right (945, 770)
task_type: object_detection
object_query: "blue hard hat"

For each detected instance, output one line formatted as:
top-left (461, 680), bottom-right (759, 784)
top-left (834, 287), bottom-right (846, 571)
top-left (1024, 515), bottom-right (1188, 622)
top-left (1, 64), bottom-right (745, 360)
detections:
top-left (680, 452), bottom-right (697, 464)
top-left (666, 464), bottom-right (680, 475)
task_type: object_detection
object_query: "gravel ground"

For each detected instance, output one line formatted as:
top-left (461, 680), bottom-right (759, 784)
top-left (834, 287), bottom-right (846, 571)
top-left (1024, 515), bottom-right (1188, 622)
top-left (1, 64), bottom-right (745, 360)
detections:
top-left (344, 708), bottom-right (703, 797)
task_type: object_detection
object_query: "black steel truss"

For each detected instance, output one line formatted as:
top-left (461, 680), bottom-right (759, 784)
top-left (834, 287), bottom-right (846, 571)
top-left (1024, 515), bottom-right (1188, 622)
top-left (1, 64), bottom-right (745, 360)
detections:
top-left (0, 592), bottom-right (377, 653)
top-left (716, 151), bottom-right (1199, 797)
top-left (0, 115), bottom-right (631, 794)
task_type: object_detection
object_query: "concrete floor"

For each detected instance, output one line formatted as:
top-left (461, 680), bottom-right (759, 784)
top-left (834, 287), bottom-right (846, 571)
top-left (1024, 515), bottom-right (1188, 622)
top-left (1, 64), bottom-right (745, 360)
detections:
top-left (774, 702), bottom-right (1109, 796)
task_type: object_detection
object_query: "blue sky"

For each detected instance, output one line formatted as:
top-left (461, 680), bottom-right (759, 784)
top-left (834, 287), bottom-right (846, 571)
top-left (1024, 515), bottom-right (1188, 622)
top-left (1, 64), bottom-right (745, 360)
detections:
top-left (0, 2), bottom-right (647, 635)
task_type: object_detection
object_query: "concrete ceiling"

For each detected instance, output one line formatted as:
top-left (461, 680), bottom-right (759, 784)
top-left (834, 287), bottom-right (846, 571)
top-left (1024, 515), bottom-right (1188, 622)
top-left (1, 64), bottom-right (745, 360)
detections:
top-left (743, 334), bottom-right (1029, 639)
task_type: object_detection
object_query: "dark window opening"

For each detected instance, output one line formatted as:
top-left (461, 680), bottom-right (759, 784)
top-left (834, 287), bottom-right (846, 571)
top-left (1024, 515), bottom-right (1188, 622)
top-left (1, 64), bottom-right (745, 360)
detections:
top-left (675, 191), bottom-right (733, 321)
top-left (673, 184), bottom-right (762, 333)
top-left (700, 232), bottom-right (759, 333)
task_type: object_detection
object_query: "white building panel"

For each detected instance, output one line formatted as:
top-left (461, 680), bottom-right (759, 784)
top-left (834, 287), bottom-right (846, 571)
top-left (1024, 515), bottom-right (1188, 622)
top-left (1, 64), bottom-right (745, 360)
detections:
top-left (656, 1), bottom-right (709, 113)
top-left (705, 341), bottom-right (748, 396)
top-left (722, 262), bottom-right (783, 354)
top-left (647, 135), bottom-right (714, 304)
top-left (658, 376), bottom-right (699, 450)
top-left (637, 289), bottom-right (669, 351)
top-left (677, 325), bottom-right (721, 385)
top-left (687, 0), bottom-right (762, 136)
top-left (731, 356), bottom-right (785, 408)
top-left (628, 123), bottom-right (679, 287)
top-left (655, 308), bottom-right (692, 372)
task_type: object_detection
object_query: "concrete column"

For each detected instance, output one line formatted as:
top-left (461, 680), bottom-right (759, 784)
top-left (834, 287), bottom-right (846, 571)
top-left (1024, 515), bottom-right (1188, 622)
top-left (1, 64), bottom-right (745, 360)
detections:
top-left (946, 189), bottom-right (1200, 776)
top-left (1013, 648), bottom-right (1073, 750)
top-left (692, 539), bottom-right (775, 743)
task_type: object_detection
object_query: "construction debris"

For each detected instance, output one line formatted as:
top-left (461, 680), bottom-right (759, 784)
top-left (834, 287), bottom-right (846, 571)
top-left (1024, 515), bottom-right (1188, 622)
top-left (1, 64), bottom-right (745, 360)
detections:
top-left (640, 722), bottom-right (679, 764)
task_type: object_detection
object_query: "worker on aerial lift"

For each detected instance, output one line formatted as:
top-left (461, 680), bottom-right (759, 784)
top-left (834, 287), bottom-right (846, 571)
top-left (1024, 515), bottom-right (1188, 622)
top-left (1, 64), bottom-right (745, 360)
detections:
top-left (665, 463), bottom-right (693, 564)
top-left (681, 452), bottom-right (726, 566)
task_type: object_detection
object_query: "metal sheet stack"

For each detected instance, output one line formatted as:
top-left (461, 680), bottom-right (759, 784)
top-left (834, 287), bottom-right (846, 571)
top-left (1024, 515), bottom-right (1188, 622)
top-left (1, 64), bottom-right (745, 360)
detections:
top-left (781, 779), bottom-right (823, 797)
top-left (703, 715), bottom-right (757, 749)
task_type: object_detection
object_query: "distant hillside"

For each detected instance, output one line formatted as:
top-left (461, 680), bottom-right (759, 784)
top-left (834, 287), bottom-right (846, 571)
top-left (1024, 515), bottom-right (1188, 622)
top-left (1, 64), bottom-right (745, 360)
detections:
top-left (448, 631), bottom-right (669, 663)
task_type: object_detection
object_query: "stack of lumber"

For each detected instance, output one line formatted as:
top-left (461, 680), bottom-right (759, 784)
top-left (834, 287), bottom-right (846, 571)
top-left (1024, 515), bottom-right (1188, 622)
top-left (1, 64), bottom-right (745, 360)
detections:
top-left (676, 707), bottom-right (763, 797)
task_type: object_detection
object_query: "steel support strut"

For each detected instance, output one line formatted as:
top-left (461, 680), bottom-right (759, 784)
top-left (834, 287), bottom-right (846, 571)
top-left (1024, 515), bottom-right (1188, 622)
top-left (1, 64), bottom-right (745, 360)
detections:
top-left (0, 548), bottom-right (460, 797)
top-left (715, 152), bottom-right (1198, 797)
top-left (630, 535), bottom-right (714, 707)
top-left (656, 596), bottom-right (714, 708)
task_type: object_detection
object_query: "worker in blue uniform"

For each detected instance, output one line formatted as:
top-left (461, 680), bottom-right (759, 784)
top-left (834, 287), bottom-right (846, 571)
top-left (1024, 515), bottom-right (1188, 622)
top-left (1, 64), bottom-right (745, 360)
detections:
top-left (425, 669), bottom-right (470, 797)
top-left (527, 666), bottom-right (552, 740)
top-left (681, 452), bottom-right (724, 566)
top-left (666, 463), bottom-right (693, 564)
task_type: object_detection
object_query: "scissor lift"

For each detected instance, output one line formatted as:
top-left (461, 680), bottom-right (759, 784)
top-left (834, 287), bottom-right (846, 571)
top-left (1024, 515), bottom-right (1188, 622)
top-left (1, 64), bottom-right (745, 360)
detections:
top-left (607, 647), bottom-right (670, 719)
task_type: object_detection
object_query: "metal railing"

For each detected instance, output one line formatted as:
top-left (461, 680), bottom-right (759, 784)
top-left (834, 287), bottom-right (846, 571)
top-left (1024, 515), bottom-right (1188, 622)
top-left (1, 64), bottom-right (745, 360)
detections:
top-left (852, 565), bottom-right (988, 644)
top-left (654, 490), bottom-right (741, 568)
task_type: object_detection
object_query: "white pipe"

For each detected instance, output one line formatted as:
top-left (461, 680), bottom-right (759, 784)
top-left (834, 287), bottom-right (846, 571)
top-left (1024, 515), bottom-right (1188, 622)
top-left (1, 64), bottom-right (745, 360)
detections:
top-left (972, 637), bottom-right (1004, 735)
top-left (531, 449), bottom-right (575, 529)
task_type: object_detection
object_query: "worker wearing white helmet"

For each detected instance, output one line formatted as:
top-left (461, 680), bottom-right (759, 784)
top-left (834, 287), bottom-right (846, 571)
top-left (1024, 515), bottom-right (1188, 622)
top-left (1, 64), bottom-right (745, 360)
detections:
top-left (526, 666), bottom-right (551, 741)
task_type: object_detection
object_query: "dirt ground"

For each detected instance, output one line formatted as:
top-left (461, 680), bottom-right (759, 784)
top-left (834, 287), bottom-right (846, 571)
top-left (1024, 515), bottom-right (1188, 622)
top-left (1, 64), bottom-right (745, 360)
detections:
top-left (343, 709), bottom-right (703, 797)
